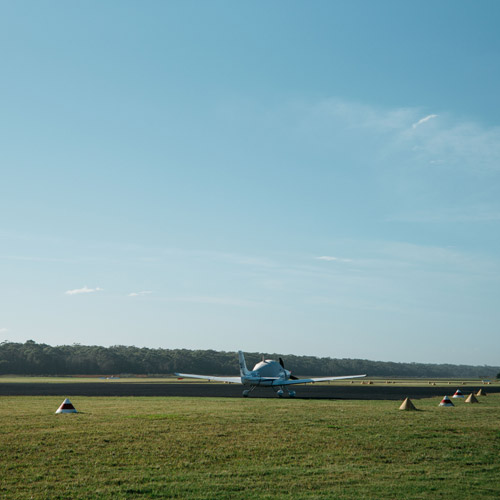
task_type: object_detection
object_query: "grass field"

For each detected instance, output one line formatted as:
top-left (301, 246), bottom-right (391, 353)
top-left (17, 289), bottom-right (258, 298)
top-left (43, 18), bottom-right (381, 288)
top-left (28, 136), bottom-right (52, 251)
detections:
top-left (0, 395), bottom-right (499, 499)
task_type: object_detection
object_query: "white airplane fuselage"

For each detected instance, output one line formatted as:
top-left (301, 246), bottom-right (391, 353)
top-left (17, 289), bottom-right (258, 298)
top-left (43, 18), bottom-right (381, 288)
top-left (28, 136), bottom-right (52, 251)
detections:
top-left (241, 359), bottom-right (291, 386)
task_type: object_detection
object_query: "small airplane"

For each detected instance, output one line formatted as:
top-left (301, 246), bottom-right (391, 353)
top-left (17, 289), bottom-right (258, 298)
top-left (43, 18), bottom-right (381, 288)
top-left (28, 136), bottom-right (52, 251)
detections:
top-left (175, 350), bottom-right (366, 397)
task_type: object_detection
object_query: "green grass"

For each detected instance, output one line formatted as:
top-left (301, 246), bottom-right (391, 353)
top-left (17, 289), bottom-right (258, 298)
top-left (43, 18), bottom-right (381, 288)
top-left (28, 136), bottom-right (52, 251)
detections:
top-left (0, 395), bottom-right (499, 499)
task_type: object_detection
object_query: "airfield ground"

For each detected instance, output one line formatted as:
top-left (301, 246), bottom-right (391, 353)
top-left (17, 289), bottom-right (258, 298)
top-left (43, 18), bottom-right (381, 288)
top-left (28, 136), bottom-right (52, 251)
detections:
top-left (0, 379), bottom-right (499, 499)
top-left (1, 377), bottom-right (499, 399)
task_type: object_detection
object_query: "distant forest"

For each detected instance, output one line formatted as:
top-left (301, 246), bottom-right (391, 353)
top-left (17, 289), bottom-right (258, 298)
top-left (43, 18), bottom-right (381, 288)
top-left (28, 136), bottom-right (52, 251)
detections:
top-left (0, 341), bottom-right (498, 379)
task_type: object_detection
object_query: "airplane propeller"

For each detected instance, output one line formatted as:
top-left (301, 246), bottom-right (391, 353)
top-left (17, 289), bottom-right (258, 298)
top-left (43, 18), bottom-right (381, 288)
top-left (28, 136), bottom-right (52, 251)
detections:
top-left (279, 356), bottom-right (298, 380)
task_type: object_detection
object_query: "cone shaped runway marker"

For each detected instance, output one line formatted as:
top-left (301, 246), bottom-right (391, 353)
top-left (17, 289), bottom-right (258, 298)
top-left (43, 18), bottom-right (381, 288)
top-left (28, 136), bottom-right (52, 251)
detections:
top-left (55, 398), bottom-right (77, 414)
top-left (476, 389), bottom-right (487, 396)
top-left (452, 389), bottom-right (465, 398)
top-left (399, 397), bottom-right (417, 411)
top-left (439, 396), bottom-right (454, 407)
top-left (465, 393), bottom-right (479, 404)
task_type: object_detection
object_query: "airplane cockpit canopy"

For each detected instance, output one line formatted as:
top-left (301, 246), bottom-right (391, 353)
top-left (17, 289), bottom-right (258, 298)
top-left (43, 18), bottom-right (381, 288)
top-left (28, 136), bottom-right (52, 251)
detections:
top-left (252, 359), bottom-right (283, 377)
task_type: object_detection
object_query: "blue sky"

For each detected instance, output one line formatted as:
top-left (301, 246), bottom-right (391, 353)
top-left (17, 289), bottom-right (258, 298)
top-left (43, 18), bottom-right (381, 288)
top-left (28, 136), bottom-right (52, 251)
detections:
top-left (1, 1), bottom-right (500, 365)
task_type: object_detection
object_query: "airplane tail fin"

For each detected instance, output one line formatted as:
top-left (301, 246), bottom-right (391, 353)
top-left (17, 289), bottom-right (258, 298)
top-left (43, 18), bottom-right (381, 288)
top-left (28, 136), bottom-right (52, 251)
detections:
top-left (238, 351), bottom-right (251, 377)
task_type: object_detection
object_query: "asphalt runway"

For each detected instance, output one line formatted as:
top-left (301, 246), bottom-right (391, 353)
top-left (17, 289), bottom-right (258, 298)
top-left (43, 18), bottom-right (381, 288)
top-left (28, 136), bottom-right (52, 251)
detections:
top-left (1, 382), bottom-right (498, 399)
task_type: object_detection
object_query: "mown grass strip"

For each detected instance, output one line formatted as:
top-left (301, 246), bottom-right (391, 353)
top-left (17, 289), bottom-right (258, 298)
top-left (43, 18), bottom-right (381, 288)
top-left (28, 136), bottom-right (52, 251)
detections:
top-left (0, 396), bottom-right (499, 499)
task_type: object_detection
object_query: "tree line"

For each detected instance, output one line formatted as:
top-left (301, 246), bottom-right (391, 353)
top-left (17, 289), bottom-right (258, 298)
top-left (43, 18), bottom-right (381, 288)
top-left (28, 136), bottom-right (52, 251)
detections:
top-left (0, 340), bottom-right (498, 378)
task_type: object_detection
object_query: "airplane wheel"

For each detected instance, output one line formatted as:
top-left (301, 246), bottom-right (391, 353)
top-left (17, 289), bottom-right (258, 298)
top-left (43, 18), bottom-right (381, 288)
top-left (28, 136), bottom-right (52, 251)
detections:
top-left (242, 390), bottom-right (250, 397)
top-left (289, 390), bottom-right (296, 398)
top-left (277, 389), bottom-right (284, 398)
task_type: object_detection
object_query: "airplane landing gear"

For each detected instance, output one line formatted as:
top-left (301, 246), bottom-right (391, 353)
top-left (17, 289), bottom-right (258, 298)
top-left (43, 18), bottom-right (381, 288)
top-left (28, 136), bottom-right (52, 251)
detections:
top-left (242, 386), bottom-right (257, 398)
top-left (273, 386), bottom-right (296, 398)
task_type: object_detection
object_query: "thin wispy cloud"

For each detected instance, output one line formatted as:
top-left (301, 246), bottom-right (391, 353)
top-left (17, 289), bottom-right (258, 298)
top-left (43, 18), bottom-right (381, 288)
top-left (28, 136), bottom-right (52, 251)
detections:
top-left (0, 255), bottom-right (71, 262)
top-left (128, 291), bottom-right (153, 297)
top-left (316, 256), bottom-right (352, 263)
top-left (65, 286), bottom-right (103, 296)
top-left (308, 98), bottom-right (414, 132)
top-left (304, 100), bottom-right (500, 174)
top-left (388, 207), bottom-right (500, 223)
top-left (174, 296), bottom-right (259, 307)
top-left (412, 120), bottom-right (500, 173)
top-left (0, 327), bottom-right (8, 334)
top-left (412, 114), bottom-right (438, 129)
top-left (303, 99), bottom-right (498, 175)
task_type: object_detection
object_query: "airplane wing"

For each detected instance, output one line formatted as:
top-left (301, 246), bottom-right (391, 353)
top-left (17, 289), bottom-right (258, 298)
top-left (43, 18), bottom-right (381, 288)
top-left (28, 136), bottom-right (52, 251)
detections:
top-left (174, 373), bottom-right (242, 384)
top-left (274, 374), bottom-right (366, 386)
